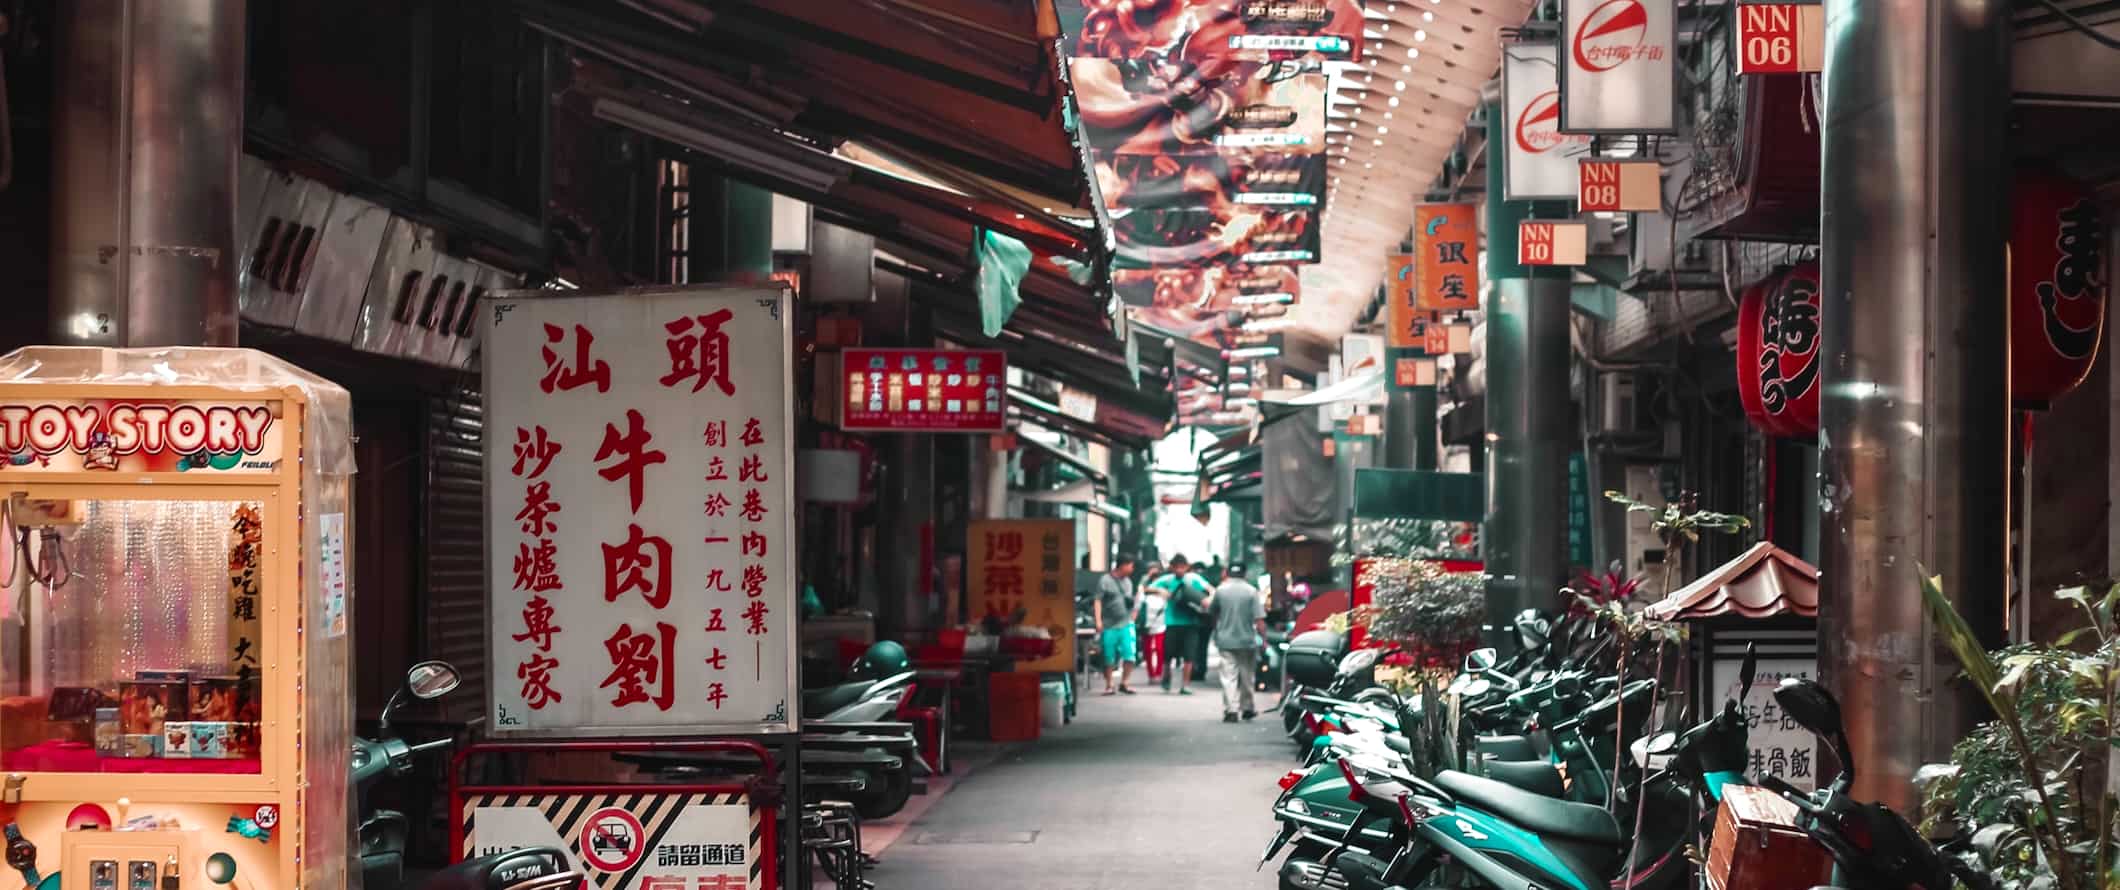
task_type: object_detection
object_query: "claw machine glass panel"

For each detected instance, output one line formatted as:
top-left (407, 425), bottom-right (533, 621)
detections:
top-left (0, 347), bottom-right (355, 890)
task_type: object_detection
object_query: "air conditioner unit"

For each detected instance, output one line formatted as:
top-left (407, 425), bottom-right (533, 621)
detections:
top-left (1595, 372), bottom-right (1644, 435)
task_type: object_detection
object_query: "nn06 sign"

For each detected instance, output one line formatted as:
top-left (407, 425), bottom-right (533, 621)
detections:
top-left (1736, 3), bottom-right (1824, 74)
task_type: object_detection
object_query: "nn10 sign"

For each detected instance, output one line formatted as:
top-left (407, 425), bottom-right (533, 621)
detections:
top-left (1518, 221), bottom-right (1590, 266)
top-left (1578, 160), bottom-right (1661, 212)
top-left (1559, 0), bottom-right (1677, 133)
top-left (1736, 3), bottom-right (1824, 74)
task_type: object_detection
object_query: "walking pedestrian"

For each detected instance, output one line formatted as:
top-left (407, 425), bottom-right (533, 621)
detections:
top-left (1209, 563), bottom-right (1266, 722)
top-left (1149, 554), bottom-right (1213, 694)
top-left (1140, 578), bottom-right (1169, 682)
top-left (1092, 555), bottom-right (1140, 695)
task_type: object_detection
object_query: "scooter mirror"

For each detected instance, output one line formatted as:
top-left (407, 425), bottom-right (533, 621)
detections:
top-left (407, 661), bottom-right (462, 700)
top-left (1738, 643), bottom-right (1758, 701)
top-left (1465, 648), bottom-right (1499, 673)
top-left (1772, 677), bottom-right (1842, 738)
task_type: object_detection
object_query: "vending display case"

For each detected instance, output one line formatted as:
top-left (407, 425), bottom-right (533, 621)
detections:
top-left (0, 348), bottom-right (354, 890)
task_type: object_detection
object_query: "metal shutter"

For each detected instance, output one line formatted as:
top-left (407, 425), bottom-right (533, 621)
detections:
top-left (423, 389), bottom-right (487, 722)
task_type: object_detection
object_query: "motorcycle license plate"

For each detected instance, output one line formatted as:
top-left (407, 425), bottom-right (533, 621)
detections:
top-left (1258, 821), bottom-right (1298, 869)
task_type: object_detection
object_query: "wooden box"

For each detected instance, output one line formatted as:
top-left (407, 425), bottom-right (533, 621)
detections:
top-left (1704, 785), bottom-right (1834, 890)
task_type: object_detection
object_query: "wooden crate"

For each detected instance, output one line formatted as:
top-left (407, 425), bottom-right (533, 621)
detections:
top-left (1704, 785), bottom-right (1834, 890)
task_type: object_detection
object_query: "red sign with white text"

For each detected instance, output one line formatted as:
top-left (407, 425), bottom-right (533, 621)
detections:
top-left (1519, 221), bottom-right (1590, 266)
top-left (1577, 160), bottom-right (1662, 212)
top-left (481, 288), bottom-right (798, 736)
top-left (839, 349), bottom-right (1007, 433)
top-left (0, 399), bottom-right (282, 473)
top-left (1736, 3), bottom-right (1824, 74)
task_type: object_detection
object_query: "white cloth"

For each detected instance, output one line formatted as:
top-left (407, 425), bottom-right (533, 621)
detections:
top-left (1141, 593), bottom-right (1169, 635)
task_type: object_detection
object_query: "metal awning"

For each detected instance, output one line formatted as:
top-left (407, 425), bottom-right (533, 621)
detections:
top-left (1006, 387), bottom-right (1156, 452)
top-left (1013, 428), bottom-right (1108, 486)
top-left (1644, 543), bottom-right (1820, 622)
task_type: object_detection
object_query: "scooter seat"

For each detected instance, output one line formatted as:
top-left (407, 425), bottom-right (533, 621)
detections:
top-left (1478, 758), bottom-right (1565, 799)
top-left (1432, 770), bottom-right (1621, 844)
top-left (1473, 734), bottom-right (1537, 761)
top-left (802, 680), bottom-right (876, 717)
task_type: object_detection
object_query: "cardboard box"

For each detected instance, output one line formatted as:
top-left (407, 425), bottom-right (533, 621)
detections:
top-left (188, 721), bottom-right (232, 758)
top-left (119, 681), bottom-right (189, 736)
top-left (161, 722), bottom-right (194, 758)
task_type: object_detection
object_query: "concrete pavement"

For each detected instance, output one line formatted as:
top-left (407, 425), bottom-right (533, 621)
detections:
top-left (872, 670), bottom-right (1291, 890)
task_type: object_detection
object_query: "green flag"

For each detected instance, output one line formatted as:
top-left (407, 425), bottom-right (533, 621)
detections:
top-left (975, 228), bottom-right (1031, 337)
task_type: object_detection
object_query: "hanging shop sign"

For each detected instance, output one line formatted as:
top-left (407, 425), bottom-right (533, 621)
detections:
top-left (1057, 0), bottom-right (1365, 62)
top-left (482, 286), bottom-right (799, 735)
top-left (968, 519), bottom-right (1076, 673)
top-left (2010, 167), bottom-right (2108, 406)
top-left (1385, 253), bottom-right (1421, 348)
top-left (1559, 0), bottom-right (1678, 133)
top-left (1412, 203), bottom-right (1482, 311)
top-left (1394, 355), bottom-right (1438, 388)
top-left (1577, 160), bottom-right (1662, 212)
top-left (0, 399), bottom-right (284, 473)
top-left (1518, 221), bottom-right (1590, 266)
top-left (1735, 3), bottom-right (1824, 75)
top-left (1120, 264), bottom-right (1300, 344)
top-left (1074, 58), bottom-right (1330, 195)
top-left (1502, 43), bottom-right (1594, 201)
top-left (1735, 263), bottom-right (1822, 438)
top-left (839, 348), bottom-right (1007, 433)
top-left (1113, 206), bottom-right (1321, 269)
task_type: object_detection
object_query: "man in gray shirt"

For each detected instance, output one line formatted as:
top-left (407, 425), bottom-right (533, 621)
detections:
top-left (1209, 564), bottom-right (1266, 721)
top-left (1091, 555), bottom-right (1140, 695)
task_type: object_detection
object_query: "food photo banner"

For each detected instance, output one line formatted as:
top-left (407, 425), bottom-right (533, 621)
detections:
top-left (1058, 0), bottom-right (1366, 62)
top-left (1112, 206), bottom-right (1321, 270)
top-left (1118, 264), bottom-right (1301, 344)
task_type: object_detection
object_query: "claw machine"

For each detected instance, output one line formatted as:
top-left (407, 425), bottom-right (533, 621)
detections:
top-left (0, 348), bottom-right (355, 890)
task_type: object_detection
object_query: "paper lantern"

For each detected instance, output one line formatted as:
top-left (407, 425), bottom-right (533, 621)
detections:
top-left (1736, 262), bottom-right (1823, 438)
top-left (2011, 167), bottom-right (2107, 406)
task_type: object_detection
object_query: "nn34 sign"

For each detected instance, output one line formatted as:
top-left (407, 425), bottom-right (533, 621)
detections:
top-left (1558, 0), bottom-right (1677, 133)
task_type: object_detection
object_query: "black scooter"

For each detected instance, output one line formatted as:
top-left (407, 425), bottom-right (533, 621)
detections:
top-left (1762, 678), bottom-right (1999, 890)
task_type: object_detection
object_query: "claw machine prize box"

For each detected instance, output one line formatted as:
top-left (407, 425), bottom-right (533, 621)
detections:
top-left (0, 348), bottom-right (355, 890)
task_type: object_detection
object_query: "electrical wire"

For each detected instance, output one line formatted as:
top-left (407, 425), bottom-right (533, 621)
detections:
top-left (2030, 0), bottom-right (2120, 51)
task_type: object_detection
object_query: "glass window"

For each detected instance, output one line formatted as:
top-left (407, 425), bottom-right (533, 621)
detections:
top-left (1, 499), bottom-right (266, 774)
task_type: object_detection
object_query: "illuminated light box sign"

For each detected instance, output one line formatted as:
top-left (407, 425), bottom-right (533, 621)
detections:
top-left (839, 348), bottom-right (1008, 434)
top-left (0, 399), bottom-right (283, 473)
top-left (1578, 159), bottom-right (1662, 212)
top-left (1519, 221), bottom-right (1591, 266)
top-left (1736, 3), bottom-right (1824, 74)
top-left (1057, 0), bottom-right (1365, 62)
top-left (1559, 0), bottom-right (1678, 133)
top-left (1502, 42), bottom-right (1594, 200)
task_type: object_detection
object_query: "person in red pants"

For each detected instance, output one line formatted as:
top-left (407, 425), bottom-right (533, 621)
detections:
top-left (1140, 579), bottom-right (1169, 682)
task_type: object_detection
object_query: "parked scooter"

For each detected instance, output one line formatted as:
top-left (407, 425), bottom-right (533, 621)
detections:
top-left (799, 640), bottom-right (932, 819)
top-left (356, 661), bottom-right (473, 890)
top-left (1761, 678), bottom-right (1998, 890)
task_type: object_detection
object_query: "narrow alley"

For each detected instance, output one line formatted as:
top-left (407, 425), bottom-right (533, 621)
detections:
top-left (875, 683), bottom-right (1290, 890)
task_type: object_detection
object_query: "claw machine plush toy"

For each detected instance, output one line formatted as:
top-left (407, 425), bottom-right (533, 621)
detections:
top-left (0, 347), bottom-right (355, 890)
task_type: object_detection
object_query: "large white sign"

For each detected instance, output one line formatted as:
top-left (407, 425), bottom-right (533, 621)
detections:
top-left (483, 287), bottom-right (798, 735)
top-left (1501, 42), bottom-right (1594, 201)
top-left (1559, 0), bottom-right (1678, 133)
top-left (1711, 655), bottom-right (1819, 792)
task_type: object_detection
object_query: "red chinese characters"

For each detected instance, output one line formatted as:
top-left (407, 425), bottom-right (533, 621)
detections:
top-left (604, 523), bottom-right (674, 609)
top-left (509, 424), bottom-right (568, 710)
top-left (602, 621), bottom-right (676, 710)
top-left (596, 409), bottom-right (667, 514)
top-left (541, 324), bottom-right (612, 394)
top-left (661, 309), bottom-right (736, 396)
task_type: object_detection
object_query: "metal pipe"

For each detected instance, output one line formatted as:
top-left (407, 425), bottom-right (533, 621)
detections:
top-left (1817, 0), bottom-right (2012, 811)
top-left (50, 0), bottom-right (244, 347)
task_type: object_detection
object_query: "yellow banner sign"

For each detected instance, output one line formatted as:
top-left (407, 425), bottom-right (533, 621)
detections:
top-left (969, 519), bottom-right (1076, 673)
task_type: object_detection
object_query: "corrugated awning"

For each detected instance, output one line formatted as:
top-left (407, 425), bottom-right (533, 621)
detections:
top-left (1007, 387), bottom-right (1157, 452)
top-left (1643, 542), bottom-right (1820, 621)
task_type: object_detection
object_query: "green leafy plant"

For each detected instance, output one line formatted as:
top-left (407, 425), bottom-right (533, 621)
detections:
top-left (1604, 489), bottom-right (1750, 596)
top-left (1918, 575), bottom-right (2120, 890)
top-left (1359, 558), bottom-right (1486, 665)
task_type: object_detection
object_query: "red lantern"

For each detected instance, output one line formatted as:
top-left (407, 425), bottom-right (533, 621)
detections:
top-left (2011, 168), bottom-right (2107, 406)
top-left (1736, 262), bottom-right (1823, 438)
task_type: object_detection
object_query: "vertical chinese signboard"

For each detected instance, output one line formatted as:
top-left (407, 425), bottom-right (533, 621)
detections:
top-left (968, 519), bottom-right (1075, 674)
top-left (483, 286), bottom-right (798, 735)
top-left (1412, 204), bottom-right (1481, 311)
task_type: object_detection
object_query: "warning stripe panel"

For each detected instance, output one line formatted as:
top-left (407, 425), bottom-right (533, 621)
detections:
top-left (460, 792), bottom-right (763, 890)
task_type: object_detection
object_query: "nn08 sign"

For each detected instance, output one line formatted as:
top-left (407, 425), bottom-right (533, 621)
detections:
top-left (482, 286), bottom-right (800, 736)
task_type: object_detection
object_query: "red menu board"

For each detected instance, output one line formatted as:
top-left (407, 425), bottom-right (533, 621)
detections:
top-left (840, 348), bottom-right (1007, 433)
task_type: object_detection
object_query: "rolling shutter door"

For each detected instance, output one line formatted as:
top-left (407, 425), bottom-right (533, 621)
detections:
top-left (424, 389), bottom-right (487, 722)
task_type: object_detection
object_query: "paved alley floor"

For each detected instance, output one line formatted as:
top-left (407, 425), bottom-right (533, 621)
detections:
top-left (872, 670), bottom-right (1293, 890)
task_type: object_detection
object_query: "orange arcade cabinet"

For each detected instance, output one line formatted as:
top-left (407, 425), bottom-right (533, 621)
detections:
top-left (0, 348), bottom-right (354, 890)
